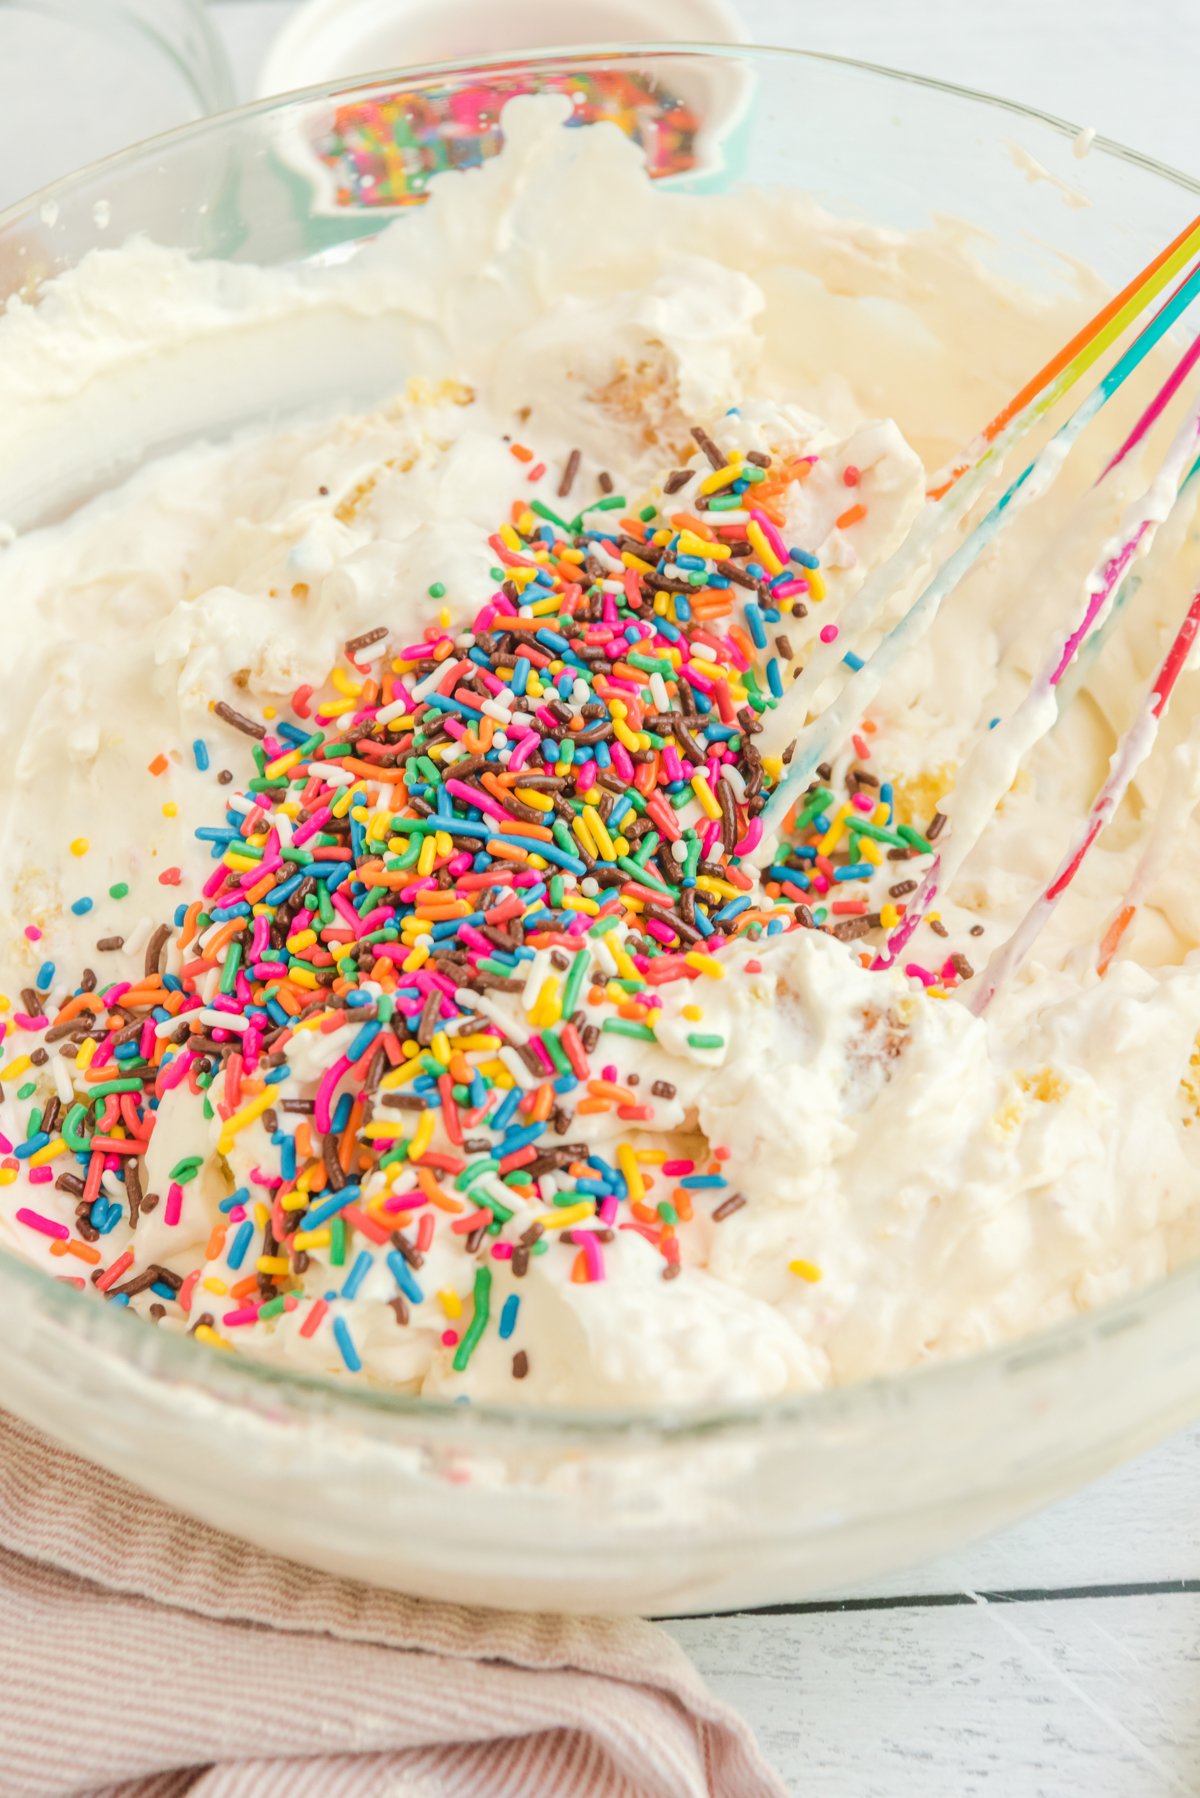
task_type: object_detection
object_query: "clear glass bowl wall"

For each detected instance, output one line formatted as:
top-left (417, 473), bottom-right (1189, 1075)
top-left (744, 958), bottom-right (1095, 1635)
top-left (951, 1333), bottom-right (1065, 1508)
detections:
top-left (2, 46), bottom-right (1199, 1616)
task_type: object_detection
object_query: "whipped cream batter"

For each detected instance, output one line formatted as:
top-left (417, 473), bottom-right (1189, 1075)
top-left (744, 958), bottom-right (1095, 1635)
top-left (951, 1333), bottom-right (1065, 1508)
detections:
top-left (2, 99), bottom-right (1200, 1410)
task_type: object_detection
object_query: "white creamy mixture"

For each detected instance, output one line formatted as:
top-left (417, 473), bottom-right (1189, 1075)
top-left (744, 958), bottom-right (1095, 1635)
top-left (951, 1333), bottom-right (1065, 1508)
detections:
top-left (2, 99), bottom-right (1200, 1410)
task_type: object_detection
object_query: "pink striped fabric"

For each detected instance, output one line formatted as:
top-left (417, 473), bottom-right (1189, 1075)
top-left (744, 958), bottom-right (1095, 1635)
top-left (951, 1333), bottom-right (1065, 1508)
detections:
top-left (0, 1413), bottom-right (785, 1797)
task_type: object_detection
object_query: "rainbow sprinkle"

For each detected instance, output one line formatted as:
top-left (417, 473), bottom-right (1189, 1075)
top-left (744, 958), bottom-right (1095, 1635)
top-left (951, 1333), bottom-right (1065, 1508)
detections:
top-left (1, 425), bottom-right (978, 1384)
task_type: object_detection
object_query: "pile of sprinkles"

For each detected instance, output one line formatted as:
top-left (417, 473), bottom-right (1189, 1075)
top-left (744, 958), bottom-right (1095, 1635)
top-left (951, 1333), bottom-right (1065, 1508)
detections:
top-left (0, 425), bottom-right (977, 1386)
top-left (316, 69), bottom-right (700, 211)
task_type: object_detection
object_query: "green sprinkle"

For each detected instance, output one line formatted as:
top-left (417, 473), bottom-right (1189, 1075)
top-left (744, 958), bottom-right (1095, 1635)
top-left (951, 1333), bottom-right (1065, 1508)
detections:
top-left (427, 581), bottom-right (446, 599)
top-left (169, 1155), bottom-right (205, 1184)
top-left (329, 1216), bottom-right (347, 1267)
top-left (561, 949), bottom-right (590, 1016)
top-left (62, 1103), bottom-right (93, 1153)
top-left (86, 1078), bottom-right (144, 1099)
top-left (108, 882), bottom-right (130, 900)
top-left (601, 1019), bottom-right (657, 1042)
top-left (530, 499), bottom-right (570, 532)
top-left (686, 1033), bottom-right (725, 1051)
top-left (452, 1264), bottom-right (492, 1372)
top-left (17, 1082), bottom-right (35, 1104)
top-left (897, 823), bottom-right (934, 854)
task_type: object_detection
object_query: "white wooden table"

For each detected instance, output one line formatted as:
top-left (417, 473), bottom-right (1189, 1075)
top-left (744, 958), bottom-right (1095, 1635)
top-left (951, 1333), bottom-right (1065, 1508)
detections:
top-left (38, 3), bottom-right (1200, 1788)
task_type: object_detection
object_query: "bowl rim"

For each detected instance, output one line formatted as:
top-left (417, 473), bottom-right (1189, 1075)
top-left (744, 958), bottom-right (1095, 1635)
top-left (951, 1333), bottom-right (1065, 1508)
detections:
top-left (3, 39), bottom-right (1200, 1444)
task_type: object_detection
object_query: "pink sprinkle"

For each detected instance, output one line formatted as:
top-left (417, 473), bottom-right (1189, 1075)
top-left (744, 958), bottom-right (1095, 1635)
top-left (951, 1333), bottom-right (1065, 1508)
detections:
top-left (491, 1242), bottom-right (514, 1259)
top-left (578, 1233), bottom-right (605, 1282)
top-left (904, 962), bottom-right (937, 988)
top-left (663, 1159), bottom-right (695, 1177)
top-left (164, 1182), bottom-right (183, 1227)
top-left (222, 1306), bottom-right (261, 1327)
top-left (28, 1168), bottom-right (53, 1186)
top-left (13, 1013), bottom-right (48, 1032)
top-left (852, 792), bottom-right (875, 814)
top-left (15, 1208), bottom-right (66, 1237)
top-left (178, 1269), bottom-right (200, 1314)
top-left (23, 926), bottom-right (42, 943)
top-left (819, 625), bottom-right (839, 645)
top-left (441, 1329), bottom-right (459, 1347)
top-left (0, 1134), bottom-right (11, 1155)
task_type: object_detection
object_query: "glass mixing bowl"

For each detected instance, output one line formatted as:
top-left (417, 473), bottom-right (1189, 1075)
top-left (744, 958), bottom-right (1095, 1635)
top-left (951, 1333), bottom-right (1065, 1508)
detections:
top-left (2, 45), bottom-right (1200, 1617)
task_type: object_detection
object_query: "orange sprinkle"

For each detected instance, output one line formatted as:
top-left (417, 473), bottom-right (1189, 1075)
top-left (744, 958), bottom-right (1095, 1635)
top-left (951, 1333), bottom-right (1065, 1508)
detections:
top-left (148, 753), bottom-right (169, 776)
top-left (836, 502), bottom-right (867, 529)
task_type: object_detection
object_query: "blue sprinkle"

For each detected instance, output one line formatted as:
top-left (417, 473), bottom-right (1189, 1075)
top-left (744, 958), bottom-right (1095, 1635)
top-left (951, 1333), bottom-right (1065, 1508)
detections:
top-left (789, 547), bottom-right (820, 570)
top-left (386, 1249), bottom-right (424, 1306)
top-left (841, 651), bottom-right (865, 672)
top-left (341, 1249), bottom-right (373, 1300)
top-left (150, 1280), bottom-right (178, 1302)
top-left (34, 961), bottom-right (54, 991)
top-left (333, 1317), bottom-right (362, 1372)
top-left (71, 897), bottom-right (94, 916)
top-left (499, 1294), bottom-right (520, 1340)
top-left (192, 738), bottom-right (210, 772)
top-left (834, 862), bottom-right (873, 882)
top-left (302, 1184), bottom-right (362, 1230)
top-left (219, 1187), bottom-right (250, 1214)
top-left (226, 1220), bottom-right (254, 1270)
top-left (680, 1174), bottom-right (727, 1190)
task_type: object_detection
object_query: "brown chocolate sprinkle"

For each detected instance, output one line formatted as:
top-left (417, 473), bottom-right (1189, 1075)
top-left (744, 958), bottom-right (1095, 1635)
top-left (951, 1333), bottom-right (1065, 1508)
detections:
top-left (95, 936), bottom-right (124, 953)
top-left (889, 879), bottom-right (918, 898)
top-left (950, 953), bottom-right (975, 980)
top-left (598, 470), bottom-right (614, 495)
top-left (345, 626), bottom-right (389, 658)
top-left (712, 1192), bottom-right (747, 1222)
top-left (512, 1350), bottom-right (530, 1380)
top-left (929, 919), bottom-right (949, 939)
top-left (690, 424), bottom-right (725, 469)
top-left (664, 468), bottom-right (693, 495)
top-left (970, 923), bottom-right (985, 937)
top-left (144, 922), bottom-right (171, 980)
top-left (927, 810), bottom-right (947, 841)
top-left (212, 700), bottom-right (266, 740)
top-left (557, 448), bottom-right (581, 498)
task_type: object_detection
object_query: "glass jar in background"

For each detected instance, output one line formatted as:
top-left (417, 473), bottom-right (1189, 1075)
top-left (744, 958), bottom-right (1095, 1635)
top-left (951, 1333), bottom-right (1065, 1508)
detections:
top-left (0, 0), bottom-right (234, 210)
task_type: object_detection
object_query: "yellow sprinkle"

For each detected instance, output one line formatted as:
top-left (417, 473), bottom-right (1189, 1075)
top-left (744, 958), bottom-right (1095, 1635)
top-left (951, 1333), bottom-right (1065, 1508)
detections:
top-left (201, 1276), bottom-right (228, 1295)
top-left (697, 462), bottom-right (741, 496)
top-left (286, 928), bottom-right (317, 953)
top-left (217, 1089), bottom-right (277, 1152)
top-left (584, 805), bottom-right (616, 862)
top-left (499, 523), bottom-right (522, 553)
top-left (616, 1142), bottom-right (645, 1205)
top-left (69, 837), bottom-right (90, 857)
top-left (255, 1256), bottom-right (290, 1276)
top-left (678, 529), bottom-right (730, 561)
top-left (684, 951), bottom-right (725, 979)
top-left (29, 1137), bottom-right (66, 1167)
top-left (291, 1222), bottom-right (329, 1251)
top-left (0, 995), bottom-right (9, 1013)
top-left (430, 1030), bottom-right (451, 1066)
top-left (0, 1169), bottom-right (16, 1188)
top-left (695, 874), bottom-right (739, 901)
top-left (76, 1038), bottom-right (97, 1071)
top-left (289, 968), bottom-right (319, 990)
top-left (193, 1324), bottom-right (233, 1351)
top-left (879, 903), bottom-right (900, 930)
top-left (402, 942), bottom-right (431, 973)
top-left (807, 567), bottom-right (826, 603)
top-left (410, 1108), bottom-right (436, 1160)
top-left (746, 520), bottom-right (783, 577)
top-left (690, 773), bottom-right (722, 820)
top-left (789, 1258), bottom-right (823, 1283)
top-left (262, 705), bottom-right (277, 720)
top-left (621, 551), bottom-right (654, 574)
top-left (330, 667), bottom-right (364, 698)
top-left (417, 834), bottom-right (436, 878)
top-left (818, 802), bottom-right (850, 857)
top-left (265, 748), bottom-right (303, 779)
top-left (0, 1055), bottom-right (32, 1082)
top-left (529, 976), bottom-right (562, 1031)
top-left (535, 1202), bottom-right (595, 1230)
top-left (682, 1003), bottom-right (703, 1022)
top-left (438, 1288), bottom-right (463, 1320)
top-left (613, 718), bottom-right (641, 753)
top-left (514, 786), bottom-right (554, 812)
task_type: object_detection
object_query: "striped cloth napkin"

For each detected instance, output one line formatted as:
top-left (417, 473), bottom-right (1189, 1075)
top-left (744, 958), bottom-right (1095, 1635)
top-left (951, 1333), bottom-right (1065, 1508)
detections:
top-left (0, 1411), bottom-right (785, 1797)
